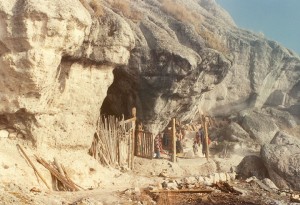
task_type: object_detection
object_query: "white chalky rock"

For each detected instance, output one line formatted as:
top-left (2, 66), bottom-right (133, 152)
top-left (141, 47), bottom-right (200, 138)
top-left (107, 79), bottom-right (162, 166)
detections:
top-left (198, 176), bottom-right (204, 183)
top-left (0, 130), bottom-right (9, 138)
top-left (213, 173), bottom-right (220, 183)
top-left (204, 176), bottom-right (213, 186)
top-left (262, 178), bottom-right (279, 190)
top-left (219, 173), bottom-right (227, 182)
top-left (229, 172), bottom-right (237, 181)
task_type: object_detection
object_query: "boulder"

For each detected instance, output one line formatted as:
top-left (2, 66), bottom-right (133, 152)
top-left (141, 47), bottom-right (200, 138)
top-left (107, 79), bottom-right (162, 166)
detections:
top-left (263, 107), bottom-right (297, 128)
top-left (241, 110), bottom-right (279, 144)
top-left (262, 178), bottom-right (279, 190)
top-left (223, 122), bottom-right (251, 142)
top-left (237, 155), bottom-right (269, 180)
top-left (261, 131), bottom-right (300, 190)
top-left (265, 90), bottom-right (286, 107)
top-left (287, 104), bottom-right (300, 116)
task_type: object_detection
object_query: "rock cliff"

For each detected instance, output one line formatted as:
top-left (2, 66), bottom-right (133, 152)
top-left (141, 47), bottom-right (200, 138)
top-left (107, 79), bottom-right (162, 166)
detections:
top-left (0, 0), bottom-right (300, 148)
top-left (100, 0), bottom-right (300, 134)
top-left (261, 131), bottom-right (300, 190)
top-left (0, 0), bottom-right (134, 149)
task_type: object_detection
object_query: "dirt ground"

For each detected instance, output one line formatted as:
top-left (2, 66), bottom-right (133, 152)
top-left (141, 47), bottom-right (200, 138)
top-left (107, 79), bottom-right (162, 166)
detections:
top-left (0, 131), bottom-right (293, 205)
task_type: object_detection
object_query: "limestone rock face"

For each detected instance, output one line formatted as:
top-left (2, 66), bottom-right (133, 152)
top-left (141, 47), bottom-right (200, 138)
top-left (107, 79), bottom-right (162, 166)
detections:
top-left (223, 122), bottom-right (251, 142)
top-left (101, 0), bottom-right (300, 134)
top-left (240, 110), bottom-right (279, 144)
top-left (263, 107), bottom-right (297, 128)
top-left (0, 0), bottom-right (134, 149)
top-left (261, 132), bottom-right (300, 190)
top-left (0, 0), bottom-right (299, 149)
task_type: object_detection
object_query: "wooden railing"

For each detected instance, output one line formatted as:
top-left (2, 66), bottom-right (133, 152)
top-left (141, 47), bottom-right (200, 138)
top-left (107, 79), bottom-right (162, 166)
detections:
top-left (89, 108), bottom-right (136, 169)
top-left (135, 131), bottom-right (153, 159)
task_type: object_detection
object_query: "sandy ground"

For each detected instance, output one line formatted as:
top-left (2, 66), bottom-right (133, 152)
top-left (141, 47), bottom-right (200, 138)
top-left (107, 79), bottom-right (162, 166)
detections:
top-left (0, 131), bottom-right (260, 205)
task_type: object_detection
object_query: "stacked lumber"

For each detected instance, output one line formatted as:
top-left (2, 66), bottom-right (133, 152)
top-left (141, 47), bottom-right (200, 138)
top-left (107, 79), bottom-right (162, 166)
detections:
top-left (17, 144), bottom-right (50, 190)
top-left (35, 156), bottom-right (82, 191)
top-left (17, 144), bottom-right (82, 192)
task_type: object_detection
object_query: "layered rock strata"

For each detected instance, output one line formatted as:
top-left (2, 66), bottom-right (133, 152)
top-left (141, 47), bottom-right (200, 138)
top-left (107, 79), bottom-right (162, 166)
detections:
top-left (0, 0), bottom-right (134, 149)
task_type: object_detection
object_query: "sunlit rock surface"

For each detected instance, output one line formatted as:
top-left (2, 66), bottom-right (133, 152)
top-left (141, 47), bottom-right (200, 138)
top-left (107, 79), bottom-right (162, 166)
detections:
top-left (261, 131), bottom-right (300, 190)
top-left (0, 0), bottom-right (299, 147)
top-left (0, 0), bottom-right (134, 149)
top-left (101, 0), bottom-right (300, 134)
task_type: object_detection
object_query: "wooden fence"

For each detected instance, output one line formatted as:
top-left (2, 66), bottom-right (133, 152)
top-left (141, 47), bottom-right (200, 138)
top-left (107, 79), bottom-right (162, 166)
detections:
top-left (89, 110), bottom-right (136, 169)
top-left (135, 131), bottom-right (153, 159)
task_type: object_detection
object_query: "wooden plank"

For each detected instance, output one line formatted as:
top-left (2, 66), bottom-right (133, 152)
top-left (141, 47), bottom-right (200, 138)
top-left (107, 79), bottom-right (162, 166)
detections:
top-left (203, 116), bottom-right (209, 160)
top-left (119, 117), bottom-right (136, 125)
top-left (147, 133), bottom-right (150, 158)
top-left (149, 133), bottom-right (152, 158)
top-left (149, 189), bottom-right (213, 194)
top-left (131, 107), bottom-right (136, 169)
top-left (151, 134), bottom-right (153, 159)
top-left (172, 118), bottom-right (176, 162)
top-left (127, 128), bottom-right (131, 169)
top-left (17, 144), bottom-right (51, 190)
top-left (35, 156), bottom-right (79, 191)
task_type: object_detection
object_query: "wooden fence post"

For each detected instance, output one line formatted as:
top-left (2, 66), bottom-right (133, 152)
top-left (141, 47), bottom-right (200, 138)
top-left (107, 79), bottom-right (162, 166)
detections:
top-left (202, 116), bottom-right (209, 160)
top-left (131, 107), bottom-right (136, 169)
top-left (172, 118), bottom-right (176, 162)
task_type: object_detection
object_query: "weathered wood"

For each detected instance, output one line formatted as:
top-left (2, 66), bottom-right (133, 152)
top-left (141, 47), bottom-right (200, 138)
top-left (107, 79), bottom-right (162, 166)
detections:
top-left (93, 111), bottom-right (137, 169)
top-left (127, 128), bottom-right (131, 168)
top-left (119, 117), bottom-right (136, 125)
top-left (61, 165), bottom-right (85, 191)
top-left (35, 156), bottom-right (79, 191)
top-left (204, 117), bottom-right (209, 160)
top-left (200, 115), bottom-right (209, 160)
top-left (97, 146), bottom-right (111, 167)
top-left (17, 144), bottom-right (51, 190)
top-left (149, 189), bottom-right (213, 194)
top-left (54, 158), bottom-right (64, 176)
top-left (54, 157), bottom-right (66, 191)
top-left (172, 118), bottom-right (176, 162)
top-left (131, 108), bottom-right (136, 169)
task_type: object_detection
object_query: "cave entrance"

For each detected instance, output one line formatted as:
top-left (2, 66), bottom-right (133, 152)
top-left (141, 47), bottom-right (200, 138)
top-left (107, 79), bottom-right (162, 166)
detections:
top-left (100, 67), bottom-right (140, 120)
top-left (89, 108), bottom-right (137, 169)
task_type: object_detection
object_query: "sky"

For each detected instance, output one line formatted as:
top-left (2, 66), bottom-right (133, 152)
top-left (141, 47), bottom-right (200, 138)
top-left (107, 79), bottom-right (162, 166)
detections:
top-left (216, 0), bottom-right (300, 55)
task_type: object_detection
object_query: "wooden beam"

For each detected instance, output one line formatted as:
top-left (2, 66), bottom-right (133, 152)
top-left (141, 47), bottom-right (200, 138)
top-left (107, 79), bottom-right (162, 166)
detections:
top-left (131, 107), bottom-right (136, 169)
top-left (172, 118), bottom-right (176, 162)
top-left (35, 156), bottom-right (80, 191)
top-left (119, 117), bottom-right (136, 125)
top-left (203, 116), bottom-right (209, 160)
top-left (149, 189), bottom-right (213, 194)
top-left (17, 144), bottom-right (51, 190)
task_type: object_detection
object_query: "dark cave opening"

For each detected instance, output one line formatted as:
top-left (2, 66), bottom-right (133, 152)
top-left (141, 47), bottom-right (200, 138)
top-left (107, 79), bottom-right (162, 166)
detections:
top-left (100, 67), bottom-right (142, 120)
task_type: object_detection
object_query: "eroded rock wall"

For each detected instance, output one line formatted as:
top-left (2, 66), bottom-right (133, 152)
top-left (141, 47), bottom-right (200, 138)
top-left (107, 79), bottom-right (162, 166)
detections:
top-left (0, 0), bottom-right (134, 149)
top-left (101, 0), bottom-right (300, 134)
top-left (1, 0), bottom-right (300, 148)
top-left (261, 132), bottom-right (300, 190)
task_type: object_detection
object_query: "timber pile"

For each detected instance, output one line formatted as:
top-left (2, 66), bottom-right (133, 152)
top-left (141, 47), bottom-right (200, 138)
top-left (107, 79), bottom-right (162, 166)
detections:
top-left (17, 144), bottom-right (81, 191)
top-left (17, 144), bottom-right (51, 190)
top-left (35, 156), bottom-right (82, 191)
top-left (89, 114), bottom-right (135, 169)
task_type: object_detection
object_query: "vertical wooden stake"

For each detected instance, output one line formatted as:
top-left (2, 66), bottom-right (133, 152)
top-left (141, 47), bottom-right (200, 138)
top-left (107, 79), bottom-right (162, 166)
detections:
top-left (131, 107), bottom-right (136, 169)
top-left (17, 144), bottom-right (51, 190)
top-left (172, 118), bottom-right (176, 162)
top-left (203, 116), bottom-right (209, 160)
